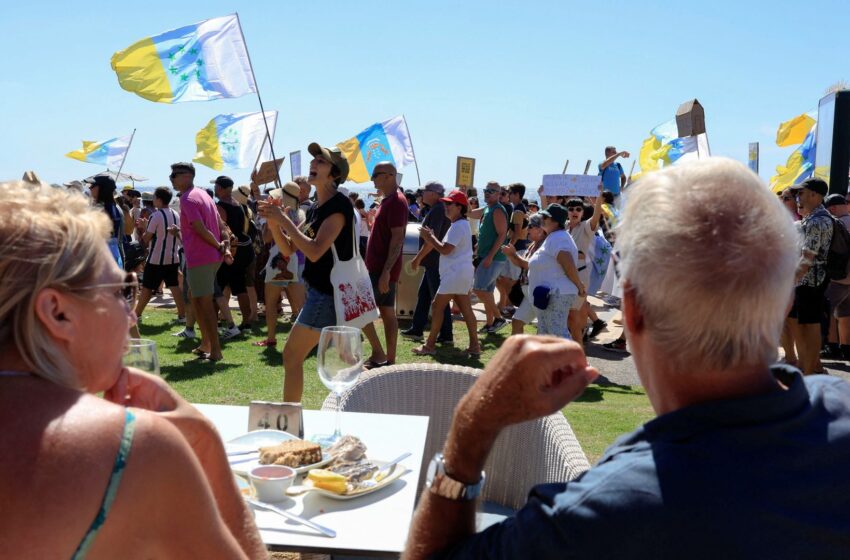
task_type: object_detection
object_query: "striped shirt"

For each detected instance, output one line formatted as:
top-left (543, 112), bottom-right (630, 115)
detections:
top-left (145, 208), bottom-right (181, 265)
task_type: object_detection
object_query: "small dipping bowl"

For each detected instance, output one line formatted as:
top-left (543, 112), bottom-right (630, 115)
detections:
top-left (248, 465), bottom-right (296, 502)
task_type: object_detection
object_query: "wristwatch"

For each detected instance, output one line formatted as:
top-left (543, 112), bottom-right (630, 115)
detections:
top-left (426, 453), bottom-right (484, 501)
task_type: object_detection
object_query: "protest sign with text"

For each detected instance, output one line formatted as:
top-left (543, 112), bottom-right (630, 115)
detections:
top-left (290, 151), bottom-right (301, 179)
top-left (541, 174), bottom-right (601, 197)
top-left (456, 156), bottom-right (475, 191)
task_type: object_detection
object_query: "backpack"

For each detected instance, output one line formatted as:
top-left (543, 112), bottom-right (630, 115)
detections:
top-left (825, 216), bottom-right (850, 281)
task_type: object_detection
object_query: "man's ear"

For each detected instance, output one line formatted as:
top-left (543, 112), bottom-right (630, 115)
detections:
top-left (33, 288), bottom-right (77, 344)
top-left (622, 281), bottom-right (644, 335)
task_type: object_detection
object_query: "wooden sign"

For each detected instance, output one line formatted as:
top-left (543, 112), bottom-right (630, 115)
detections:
top-left (456, 156), bottom-right (476, 191)
top-left (254, 158), bottom-right (285, 186)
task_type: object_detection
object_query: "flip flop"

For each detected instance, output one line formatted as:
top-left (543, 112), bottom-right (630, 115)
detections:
top-left (363, 359), bottom-right (391, 370)
top-left (411, 346), bottom-right (436, 356)
top-left (466, 348), bottom-right (482, 357)
top-left (252, 339), bottom-right (277, 347)
top-left (191, 347), bottom-right (210, 356)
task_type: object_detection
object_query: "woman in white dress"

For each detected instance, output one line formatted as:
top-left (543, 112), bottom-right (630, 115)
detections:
top-left (412, 190), bottom-right (481, 358)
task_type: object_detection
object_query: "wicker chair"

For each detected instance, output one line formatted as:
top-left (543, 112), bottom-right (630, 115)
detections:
top-left (322, 363), bottom-right (591, 511)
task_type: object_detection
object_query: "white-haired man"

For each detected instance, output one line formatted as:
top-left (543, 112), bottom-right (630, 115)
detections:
top-left (404, 159), bottom-right (850, 559)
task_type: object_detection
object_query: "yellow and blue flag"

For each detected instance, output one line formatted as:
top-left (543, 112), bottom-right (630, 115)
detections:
top-left (194, 111), bottom-right (277, 170)
top-left (337, 116), bottom-right (416, 183)
top-left (111, 14), bottom-right (255, 104)
top-left (634, 119), bottom-right (705, 181)
top-left (776, 113), bottom-right (816, 147)
top-left (771, 124), bottom-right (817, 193)
top-left (66, 135), bottom-right (132, 168)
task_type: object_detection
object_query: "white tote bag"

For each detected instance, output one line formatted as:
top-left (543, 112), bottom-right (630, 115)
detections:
top-left (330, 220), bottom-right (380, 329)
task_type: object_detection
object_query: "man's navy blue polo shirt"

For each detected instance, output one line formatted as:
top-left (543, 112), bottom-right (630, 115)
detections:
top-left (436, 366), bottom-right (850, 559)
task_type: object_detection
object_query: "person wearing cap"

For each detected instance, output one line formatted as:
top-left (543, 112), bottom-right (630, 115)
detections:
top-left (500, 204), bottom-right (583, 340)
top-left (788, 177), bottom-right (833, 375)
top-left (213, 176), bottom-right (255, 338)
top-left (258, 142), bottom-right (354, 402)
top-left (404, 181), bottom-right (454, 344)
top-left (822, 193), bottom-right (850, 361)
top-left (361, 162), bottom-right (409, 369)
top-left (170, 162), bottom-right (227, 362)
top-left (468, 181), bottom-right (510, 333)
top-left (412, 190), bottom-right (481, 358)
top-left (86, 175), bottom-right (126, 269)
top-left (500, 213), bottom-right (548, 335)
top-left (254, 182), bottom-right (306, 348)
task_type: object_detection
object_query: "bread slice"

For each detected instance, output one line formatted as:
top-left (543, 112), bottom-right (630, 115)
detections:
top-left (258, 440), bottom-right (322, 467)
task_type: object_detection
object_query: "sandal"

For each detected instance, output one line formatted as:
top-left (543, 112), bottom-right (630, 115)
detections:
top-left (411, 345), bottom-right (436, 356)
top-left (466, 347), bottom-right (482, 357)
top-left (253, 339), bottom-right (277, 347)
top-left (191, 347), bottom-right (210, 356)
top-left (363, 358), bottom-right (391, 370)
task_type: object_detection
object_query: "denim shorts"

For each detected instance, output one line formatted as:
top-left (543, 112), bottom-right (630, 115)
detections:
top-left (473, 260), bottom-right (508, 292)
top-left (295, 285), bottom-right (337, 331)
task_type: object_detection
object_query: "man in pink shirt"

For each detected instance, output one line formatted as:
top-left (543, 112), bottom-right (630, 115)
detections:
top-left (171, 162), bottom-right (230, 362)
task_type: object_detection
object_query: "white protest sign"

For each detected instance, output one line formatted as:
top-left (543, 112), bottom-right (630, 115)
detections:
top-left (290, 150), bottom-right (301, 180)
top-left (541, 174), bottom-right (601, 197)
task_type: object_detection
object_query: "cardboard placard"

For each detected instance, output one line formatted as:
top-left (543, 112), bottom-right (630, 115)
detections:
top-left (541, 174), bottom-right (601, 197)
top-left (254, 158), bottom-right (285, 186)
top-left (290, 150), bottom-right (301, 179)
top-left (456, 156), bottom-right (476, 191)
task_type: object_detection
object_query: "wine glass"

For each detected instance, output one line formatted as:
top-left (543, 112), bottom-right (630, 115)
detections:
top-left (124, 338), bottom-right (160, 376)
top-left (313, 326), bottom-right (364, 447)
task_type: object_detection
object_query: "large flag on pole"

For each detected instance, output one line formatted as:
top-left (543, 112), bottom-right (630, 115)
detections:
top-left (771, 124), bottom-right (817, 192)
top-left (193, 111), bottom-right (278, 170)
top-left (776, 113), bottom-right (816, 147)
top-left (66, 135), bottom-right (132, 168)
top-left (111, 14), bottom-right (256, 104)
top-left (337, 116), bottom-right (415, 183)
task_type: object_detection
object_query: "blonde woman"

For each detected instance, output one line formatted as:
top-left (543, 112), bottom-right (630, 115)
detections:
top-left (0, 181), bottom-right (265, 559)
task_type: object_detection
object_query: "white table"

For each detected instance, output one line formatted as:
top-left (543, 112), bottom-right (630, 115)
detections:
top-left (196, 404), bottom-right (430, 558)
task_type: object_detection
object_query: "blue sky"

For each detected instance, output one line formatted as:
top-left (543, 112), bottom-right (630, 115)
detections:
top-left (1, 0), bottom-right (847, 196)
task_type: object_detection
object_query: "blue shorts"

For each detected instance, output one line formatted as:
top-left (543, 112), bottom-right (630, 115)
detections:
top-left (473, 260), bottom-right (508, 292)
top-left (294, 285), bottom-right (337, 331)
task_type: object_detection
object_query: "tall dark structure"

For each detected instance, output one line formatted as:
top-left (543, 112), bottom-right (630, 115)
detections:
top-left (815, 90), bottom-right (850, 196)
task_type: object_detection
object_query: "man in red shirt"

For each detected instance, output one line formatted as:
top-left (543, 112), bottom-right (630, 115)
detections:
top-left (363, 162), bottom-right (409, 368)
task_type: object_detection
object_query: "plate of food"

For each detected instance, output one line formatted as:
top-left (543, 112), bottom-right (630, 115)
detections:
top-left (291, 459), bottom-right (409, 500)
top-left (228, 432), bottom-right (332, 476)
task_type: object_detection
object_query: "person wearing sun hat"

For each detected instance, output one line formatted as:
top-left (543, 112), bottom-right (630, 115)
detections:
top-left (257, 142), bottom-right (355, 402)
top-left (412, 189), bottom-right (481, 358)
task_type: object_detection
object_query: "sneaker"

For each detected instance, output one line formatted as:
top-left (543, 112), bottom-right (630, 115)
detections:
top-left (602, 295), bottom-right (621, 307)
top-left (488, 318), bottom-right (508, 333)
top-left (172, 328), bottom-right (195, 339)
top-left (436, 334), bottom-right (454, 345)
top-left (400, 328), bottom-right (424, 341)
top-left (602, 339), bottom-right (629, 353)
top-left (588, 319), bottom-right (608, 339)
top-left (500, 306), bottom-right (516, 318)
top-left (220, 325), bottom-right (241, 340)
top-left (478, 323), bottom-right (492, 334)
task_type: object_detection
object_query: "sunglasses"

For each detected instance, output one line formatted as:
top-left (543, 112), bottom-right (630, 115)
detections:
top-left (484, 189), bottom-right (499, 194)
top-left (169, 171), bottom-right (190, 179)
top-left (71, 272), bottom-right (139, 307)
top-left (371, 172), bottom-right (390, 180)
top-left (567, 207), bottom-right (584, 212)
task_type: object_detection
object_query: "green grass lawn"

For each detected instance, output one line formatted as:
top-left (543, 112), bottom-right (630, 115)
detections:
top-left (138, 307), bottom-right (654, 463)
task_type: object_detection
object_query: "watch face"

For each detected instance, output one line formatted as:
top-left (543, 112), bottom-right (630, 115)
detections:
top-left (426, 453), bottom-right (440, 484)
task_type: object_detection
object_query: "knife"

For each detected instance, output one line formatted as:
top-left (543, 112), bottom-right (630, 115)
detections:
top-left (246, 498), bottom-right (336, 538)
top-left (374, 452), bottom-right (412, 482)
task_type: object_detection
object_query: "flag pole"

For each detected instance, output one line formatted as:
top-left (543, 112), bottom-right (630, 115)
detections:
top-left (402, 114), bottom-right (422, 185)
top-left (562, 159), bottom-right (570, 174)
top-left (235, 12), bottom-right (281, 187)
top-left (113, 128), bottom-right (136, 183)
